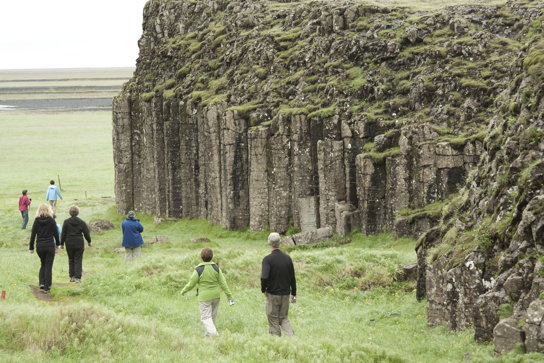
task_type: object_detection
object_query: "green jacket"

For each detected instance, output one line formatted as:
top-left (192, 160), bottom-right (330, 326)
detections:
top-left (181, 261), bottom-right (233, 302)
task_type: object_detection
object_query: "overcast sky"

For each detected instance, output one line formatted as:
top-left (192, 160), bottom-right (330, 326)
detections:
top-left (0, 0), bottom-right (150, 69)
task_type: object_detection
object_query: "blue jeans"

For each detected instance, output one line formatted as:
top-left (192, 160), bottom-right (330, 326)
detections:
top-left (21, 210), bottom-right (29, 229)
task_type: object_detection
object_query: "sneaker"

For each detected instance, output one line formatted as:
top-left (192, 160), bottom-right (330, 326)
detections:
top-left (39, 285), bottom-right (45, 290)
top-left (74, 278), bottom-right (81, 283)
top-left (70, 277), bottom-right (76, 282)
top-left (43, 289), bottom-right (50, 294)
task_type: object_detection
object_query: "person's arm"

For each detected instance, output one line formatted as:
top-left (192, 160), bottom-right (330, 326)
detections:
top-left (138, 221), bottom-right (144, 233)
top-left (289, 257), bottom-right (297, 298)
top-left (29, 219), bottom-right (38, 251)
top-left (261, 258), bottom-right (270, 293)
top-left (180, 270), bottom-right (199, 295)
top-left (52, 221), bottom-right (60, 246)
top-left (25, 197), bottom-right (31, 208)
top-left (61, 220), bottom-right (67, 247)
top-left (56, 188), bottom-right (63, 200)
top-left (218, 269), bottom-right (233, 300)
top-left (82, 222), bottom-right (92, 245)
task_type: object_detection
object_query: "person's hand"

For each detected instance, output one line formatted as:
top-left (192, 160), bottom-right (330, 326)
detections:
top-left (290, 295), bottom-right (297, 303)
top-left (88, 242), bottom-right (92, 247)
top-left (228, 299), bottom-right (235, 306)
top-left (28, 250), bottom-right (34, 254)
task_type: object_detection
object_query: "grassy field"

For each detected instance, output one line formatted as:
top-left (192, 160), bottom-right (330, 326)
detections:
top-left (0, 69), bottom-right (541, 362)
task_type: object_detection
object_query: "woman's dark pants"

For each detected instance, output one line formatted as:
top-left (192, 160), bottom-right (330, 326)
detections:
top-left (36, 244), bottom-right (56, 290)
top-left (66, 243), bottom-right (84, 279)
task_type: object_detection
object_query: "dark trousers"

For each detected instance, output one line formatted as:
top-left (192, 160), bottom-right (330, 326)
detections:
top-left (36, 244), bottom-right (56, 290)
top-left (66, 243), bottom-right (84, 279)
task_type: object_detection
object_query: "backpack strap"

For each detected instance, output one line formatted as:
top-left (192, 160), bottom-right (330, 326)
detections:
top-left (196, 264), bottom-right (219, 276)
top-left (195, 264), bottom-right (219, 296)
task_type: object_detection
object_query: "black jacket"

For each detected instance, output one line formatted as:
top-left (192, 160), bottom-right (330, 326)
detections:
top-left (61, 216), bottom-right (91, 247)
top-left (261, 249), bottom-right (297, 296)
top-left (29, 216), bottom-right (59, 250)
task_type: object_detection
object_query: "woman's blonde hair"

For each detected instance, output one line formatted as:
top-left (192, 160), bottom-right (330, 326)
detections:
top-left (35, 204), bottom-right (54, 218)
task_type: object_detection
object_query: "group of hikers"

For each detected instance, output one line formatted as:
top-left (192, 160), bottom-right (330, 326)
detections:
top-left (18, 181), bottom-right (297, 337)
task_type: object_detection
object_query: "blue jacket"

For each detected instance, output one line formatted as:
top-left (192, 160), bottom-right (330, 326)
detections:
top-left (45, 185), bottom-right (63, 201)
top-left (121, 218), bottom-right (144, 247)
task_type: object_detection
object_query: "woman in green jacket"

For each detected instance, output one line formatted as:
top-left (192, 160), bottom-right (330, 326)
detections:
top-left (181, 248), bottom-right (234, 337)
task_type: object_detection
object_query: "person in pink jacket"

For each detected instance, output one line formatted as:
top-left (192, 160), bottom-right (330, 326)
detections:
top-left (19, 189), bottom-right (32, 229)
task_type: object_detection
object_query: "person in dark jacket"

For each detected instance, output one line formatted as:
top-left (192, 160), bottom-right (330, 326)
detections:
top-left (61, 206), bottom-right (92, 283)
top-left (29, 203), bottom-right (60, 293)
top-left (261, 232), bottom-right (297, 336)
top-left (121, 211), bottom-right (144, 262)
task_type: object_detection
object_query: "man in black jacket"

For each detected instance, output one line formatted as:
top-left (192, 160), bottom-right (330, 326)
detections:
top-left (261, 232), bottom-right (297, 336)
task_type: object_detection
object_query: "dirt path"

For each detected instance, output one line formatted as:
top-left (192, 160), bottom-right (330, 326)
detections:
top-left (29, 285), bottom-right (53, 302)
top-left (28, 283), bottom-right (72, 302)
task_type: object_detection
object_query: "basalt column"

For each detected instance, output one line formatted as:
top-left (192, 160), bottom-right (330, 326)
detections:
top-left (220, 110), bottom-right (250, 229)
top-left (112, 95), bottom-right (133, 214)
top-left (248, 125), bottom-right (271, 231)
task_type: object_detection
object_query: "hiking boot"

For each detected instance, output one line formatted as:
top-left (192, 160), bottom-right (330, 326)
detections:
top-left (74, 278), bottom-right (81, 283)
top-left (43, 289), bottom-right (50, 294)
top-left (39, 285), bottom-right (45, 290)
top-left (70, 277), bottom-right (76, 282)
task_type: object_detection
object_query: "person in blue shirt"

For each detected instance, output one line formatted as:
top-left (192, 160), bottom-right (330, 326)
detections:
top-left (121, 211), bottom-right (144, 262)
top-left (45, 180), bottom-right (63, 212)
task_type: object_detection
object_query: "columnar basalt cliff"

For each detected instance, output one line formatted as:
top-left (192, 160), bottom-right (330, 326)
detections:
top-left (114, 0), bottom-right (535, 234)
top-left (113, 0), bottom-right (543, 352)
top-left (417, 32), bottom-right (544, 353)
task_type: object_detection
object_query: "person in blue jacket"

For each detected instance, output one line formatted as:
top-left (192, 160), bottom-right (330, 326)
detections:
top-left (45, 180), bottom-right (63, 212)
top-left (122, 210), bottom-right (144, 262)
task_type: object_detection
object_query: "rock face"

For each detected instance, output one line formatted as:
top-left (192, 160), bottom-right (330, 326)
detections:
top-left (113, 0), bottom-right (544, 352)
top-left (416, 22), bottom-right (544, 353)
top-left (113, 0), bottom-right (535, 238)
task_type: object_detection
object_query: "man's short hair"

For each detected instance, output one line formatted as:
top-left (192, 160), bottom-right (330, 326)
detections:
top-left (22, 189), bottom-right (27, 195)
top-left (69, 206), bottom-right (80, 217)
top-left (50, 180), bottom-right (55, 185)
top-left (201, 248), bottom-right (213, 262)
top-left (268, 232), bottom-right (281, 248)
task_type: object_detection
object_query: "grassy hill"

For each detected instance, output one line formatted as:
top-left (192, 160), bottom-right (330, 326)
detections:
top-left (0, 70), bottom-right (540, 362)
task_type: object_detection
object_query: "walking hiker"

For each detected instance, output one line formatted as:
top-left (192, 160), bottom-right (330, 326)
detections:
top-left (121, 211), bottom-right (144, 262)
top-left (61, 206), bottom-right (92, 283)
top-left (181, 248), bottom-right (234, 337)
top-left (261, 232), bottom-right (297, 336)
top-left (29, 204), bottom-right (60, 294)
top-left (18, 189), bottom-right (32, 229)
top-left (45, 180), bottom-right (62, 212)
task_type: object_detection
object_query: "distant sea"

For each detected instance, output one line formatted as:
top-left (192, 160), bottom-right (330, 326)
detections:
top-left (0, 67), bottom-right (134, 112)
